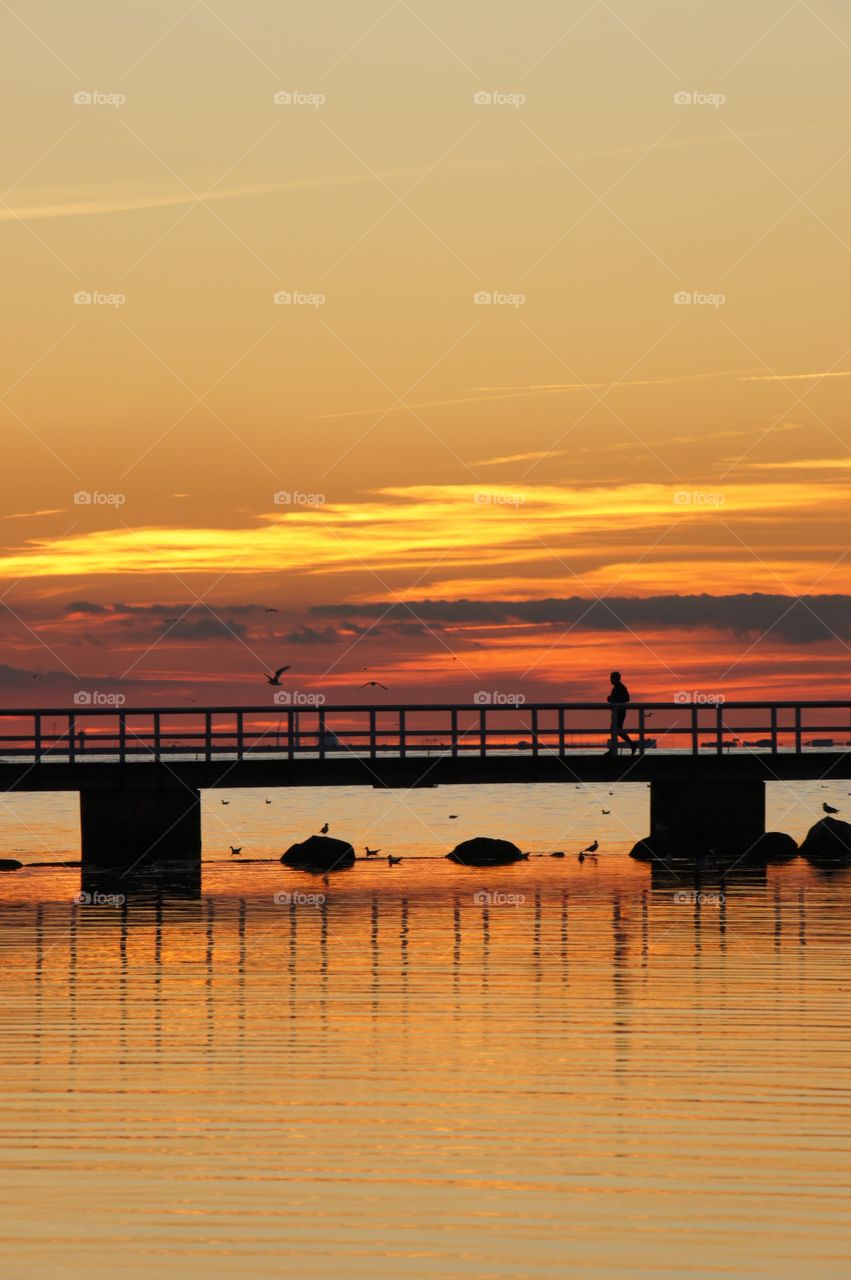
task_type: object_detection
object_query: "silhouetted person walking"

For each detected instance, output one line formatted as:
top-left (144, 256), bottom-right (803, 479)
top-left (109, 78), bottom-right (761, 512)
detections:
top-left (606, 671), bottom-right (635, 755)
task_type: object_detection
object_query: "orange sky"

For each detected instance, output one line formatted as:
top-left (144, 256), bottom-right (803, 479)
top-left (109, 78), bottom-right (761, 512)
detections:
top-left (2, 1), bottom-right (850, 705)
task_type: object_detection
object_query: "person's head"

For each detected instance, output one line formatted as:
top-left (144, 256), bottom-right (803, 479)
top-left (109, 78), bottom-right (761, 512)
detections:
top-left (610, 671), bottom-right (621, 684)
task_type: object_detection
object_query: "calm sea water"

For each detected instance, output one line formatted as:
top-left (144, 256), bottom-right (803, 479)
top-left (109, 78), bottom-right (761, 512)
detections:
top-left (1, 783), bottom-right (850, 1278)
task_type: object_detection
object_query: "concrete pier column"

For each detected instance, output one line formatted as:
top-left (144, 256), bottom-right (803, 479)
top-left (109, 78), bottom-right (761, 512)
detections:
top-left (80, 787), bottom-right (201, 870)
top-left (650, 779), bottom-right (765, 847)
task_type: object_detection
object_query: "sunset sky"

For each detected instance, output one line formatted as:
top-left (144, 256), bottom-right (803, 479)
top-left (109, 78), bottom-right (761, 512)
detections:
top-left (2, 0), bottom-right (850, 705)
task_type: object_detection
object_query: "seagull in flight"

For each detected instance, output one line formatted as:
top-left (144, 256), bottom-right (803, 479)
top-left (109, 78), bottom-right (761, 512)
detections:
top-left (264, 607), bottom-right (279, 613)
top-left (361, 680), bottom-right (388, 690)
top-left (230, 846), bottom-right (242, 856)
top-left (265, 666), bottom-right (291, 686)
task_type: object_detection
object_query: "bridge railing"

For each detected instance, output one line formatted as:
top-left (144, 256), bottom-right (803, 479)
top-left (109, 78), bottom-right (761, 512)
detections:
top-left (0, 701), bottom-right (849, 764)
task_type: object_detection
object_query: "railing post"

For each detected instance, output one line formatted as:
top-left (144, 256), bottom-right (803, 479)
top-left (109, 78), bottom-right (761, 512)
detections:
top-left (204, 712), bottom-right (212, 762)
top-left (288, 710), bottom-right (295, 759)
top-left (770, 706), bottom-right (778, 753)
top-left (399, 709), bottom-right (406, 758)
top-left (558, 706), bottom-right (565, 754)
top-left (318, 708), bottom-right (326, 758)
top-left (153, 711), bottom-right (162, 760)
top-left (638, 706), bottom-right (646, 755)
top-left (236, 711), bottom-right (243, 761)
top-left (450, 708), bottom-right (458, 758)
top-left (68, 714), bottom-right (76, 764)
top-left (715, 704), bottom-right (724, 754)
top-left (34, 713), bottom-right (42, 764)
top-left (369, 709), bottom-right (377, 759)
top-left (479, 706), bottom-right (487, 757)
top-left (690, 705), bottom-right (699, 754)
top-left (531, 708), bottom-right (539, 757)
top-left (794, 705), bottom-right (802, 753)
top-left (118, 711), bottom-right (127, 764)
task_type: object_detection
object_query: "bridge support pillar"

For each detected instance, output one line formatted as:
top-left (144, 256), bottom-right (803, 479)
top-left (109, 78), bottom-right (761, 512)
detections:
top-left (80, 788), bottom-right (201, 870)
top-left (650, 779), bottom-right (765, 848)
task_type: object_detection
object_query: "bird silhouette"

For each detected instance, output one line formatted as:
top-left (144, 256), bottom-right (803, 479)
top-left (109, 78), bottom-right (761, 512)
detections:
top-left (364, 846), bottom-right (381, 857)
top-left (449, 814), bottom-right (459, 819)
top-left (583, 840), bottom-right (599, 853)
top-left (264, 607), bottom-right (279, 613)
top-left (265, 666), bottom-right (290, 686)
top-left (387, 855), bottom-right (401, 865)
top-left (221, 799), bottom-right (230, 805)
top-left (823, 802), bottom-right (840, 815)
top-left (578, 851), bottom-right (586, 864)
top-left (230, 846), bottom-right (242, 856)
top-left (265, 799), bottom-right (271, 804)
top-left (550, 850), bottom-right (565, 858)
top-left (361, 680), bottom-right (388, 690)
top-left (602, 809), bottom-right (611, 814)
top-left (320, 822), bottom-right (329, 834)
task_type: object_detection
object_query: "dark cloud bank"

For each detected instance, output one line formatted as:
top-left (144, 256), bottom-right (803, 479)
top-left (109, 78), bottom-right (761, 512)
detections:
top-left (311, 594), bottom-right (851, 644)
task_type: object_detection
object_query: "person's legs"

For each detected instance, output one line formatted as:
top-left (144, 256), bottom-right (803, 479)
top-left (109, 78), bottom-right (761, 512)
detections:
top-left (616, 709), bottom-right (636, 753)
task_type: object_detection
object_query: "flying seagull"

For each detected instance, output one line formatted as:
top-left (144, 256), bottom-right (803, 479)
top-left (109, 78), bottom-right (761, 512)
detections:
top-left (230, 846), bottom-right (242, 856)
top-left (265, 666), bottom-right (290, 686)
top-left (361, 680), bottom-right (388, 690)
top-left (264, 607), bottom-right (279, 613)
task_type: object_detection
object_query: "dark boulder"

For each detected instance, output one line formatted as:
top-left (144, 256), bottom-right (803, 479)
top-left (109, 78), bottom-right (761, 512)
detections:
top-left (0, 859), bottom-right (22, 872)
top-left (799, 817), bottom-right (851, 867)
top-left (281, 834), bottom-right (355, 871)
top-left (447, 837), bottom-right (523, 867)
top-left (750, 831), bottom-right (798, 863)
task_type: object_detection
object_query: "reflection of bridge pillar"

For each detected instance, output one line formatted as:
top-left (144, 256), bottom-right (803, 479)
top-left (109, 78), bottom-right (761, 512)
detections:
top-left (80, 787), bottom-right (201, 870)
top-left (650, 778), bottom-right (765, 845)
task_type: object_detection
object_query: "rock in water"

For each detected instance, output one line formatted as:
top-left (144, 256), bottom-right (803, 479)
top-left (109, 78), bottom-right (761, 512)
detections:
top-left (0, 859), bottom-right (22, 872)
top-left (281, 834), bottom-right (355, 871)
top-left (799, 817), bottom-right (851, 867)
top-left (446, 837), bottom-right (523, 867)
top-left (750, 832), bottom-right (798, 862)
